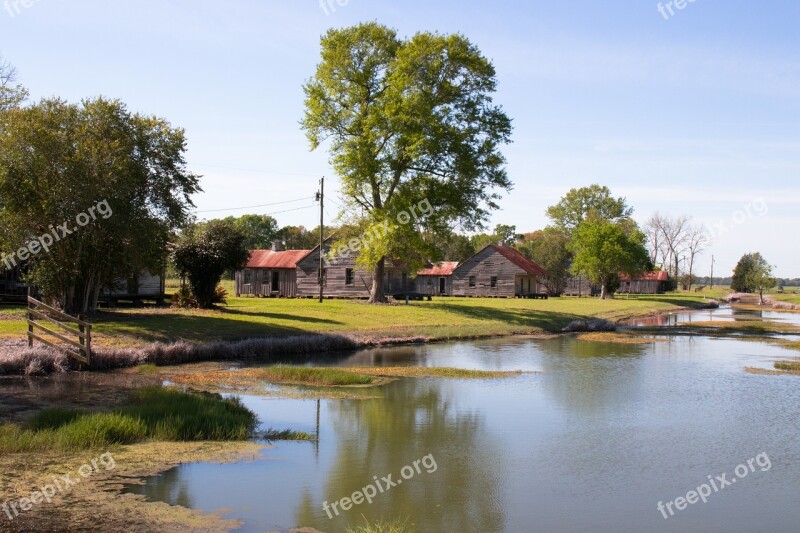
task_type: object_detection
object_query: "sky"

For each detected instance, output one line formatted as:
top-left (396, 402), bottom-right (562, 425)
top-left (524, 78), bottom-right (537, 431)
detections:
top-left (1, 0), bottom-right (798, 276)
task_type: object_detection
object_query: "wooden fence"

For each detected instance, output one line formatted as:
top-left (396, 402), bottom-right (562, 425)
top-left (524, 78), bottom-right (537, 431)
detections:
top-left (26, 297), bottom-right (92, 366)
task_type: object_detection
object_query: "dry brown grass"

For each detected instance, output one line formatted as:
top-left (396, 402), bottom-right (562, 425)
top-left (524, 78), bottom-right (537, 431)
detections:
top-left (576, 332), bottom-right (669, 344)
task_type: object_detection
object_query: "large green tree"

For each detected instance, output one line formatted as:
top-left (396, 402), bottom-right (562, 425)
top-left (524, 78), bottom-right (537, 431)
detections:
top-left (0, 97), bottom-right (199, 313)
top-left (571, 220), bottom-right (649, 299)
top-left (546, 184), bottom-right (633, 234)
top-left (302, 23), bottom-right (512, 302)
top-left (221, 214), bottom-right (280, 250)
top-left (731, 252), bottom-right (775, 304)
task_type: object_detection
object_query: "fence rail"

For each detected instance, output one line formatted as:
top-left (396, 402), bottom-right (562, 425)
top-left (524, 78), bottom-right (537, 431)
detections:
top-left (26, 297), bottom-right (92, 366)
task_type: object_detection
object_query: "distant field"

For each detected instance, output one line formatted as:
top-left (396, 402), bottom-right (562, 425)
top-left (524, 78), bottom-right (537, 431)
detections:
top-left (0, 290), bottom-right (720, 347)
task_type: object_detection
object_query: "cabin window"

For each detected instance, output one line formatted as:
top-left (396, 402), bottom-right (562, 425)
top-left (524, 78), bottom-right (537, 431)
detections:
top-left (469, 276), bottom-right (476, 288)
top-left (244, 270), bottom-right (252, 284)
top-left (345, 268), bottom-right (354, 286)
top-left (490, 276), bottom-right (498, 288)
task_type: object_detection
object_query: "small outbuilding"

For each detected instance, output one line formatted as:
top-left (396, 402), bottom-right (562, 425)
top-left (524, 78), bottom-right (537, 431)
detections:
top-left (235, 242), bottom-right (310, 298)
top-left (618, 271), bottom-right (671, 294)
top-left (415, 261), bottom-right (459, 296)
top-left (452, 244), bottom-right (546, 297)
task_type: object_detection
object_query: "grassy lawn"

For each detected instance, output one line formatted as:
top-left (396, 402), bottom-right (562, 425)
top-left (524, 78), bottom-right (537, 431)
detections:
top-left (0, 291), bottom-right (721, 346)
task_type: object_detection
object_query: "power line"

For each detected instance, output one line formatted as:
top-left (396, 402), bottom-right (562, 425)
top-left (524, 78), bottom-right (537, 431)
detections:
top-left (195, 196), bottom-right (314, 214)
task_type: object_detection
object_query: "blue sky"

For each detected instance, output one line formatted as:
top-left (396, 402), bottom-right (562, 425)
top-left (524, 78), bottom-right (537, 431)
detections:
top-left (2, 0), bottom-right (798, 276)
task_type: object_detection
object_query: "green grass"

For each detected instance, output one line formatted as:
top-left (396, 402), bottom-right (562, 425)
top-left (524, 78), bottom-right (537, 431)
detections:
top-left (259, 365), bottom-right (375, 386)
top-left (0, 292), bottom-right (723, 347)
top-left (135, 363), bottom-right (160, 374)
top-left (0, 388), bottom-right (257, 453)
top-left (774, 360), bottom-right (800, 372)
top-left (346, 517), bottom-right (412, 533)
top-left (262, 428), bottom-right (317, 441)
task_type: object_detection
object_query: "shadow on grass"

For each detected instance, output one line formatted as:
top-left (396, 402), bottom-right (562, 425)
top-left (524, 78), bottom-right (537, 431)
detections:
top-left (92, 309), bottom-right (317, 343)
top-left (426, 302), bottom-right (583, 332)
top-left (222, 308), bottom-right (343, 325)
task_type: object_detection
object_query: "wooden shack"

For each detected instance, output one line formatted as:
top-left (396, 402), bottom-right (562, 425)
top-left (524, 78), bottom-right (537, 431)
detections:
top-left (452, 245), bottom-right (546, 297)
top-left (100, 269), bottom-right (167, 305)
top-left (415, 261), bottom-right (459, 296)
top-left (563, 276), bottom-right (601, 297)
top-left (618, 271), bottom-right (670, 294)
top-left (235, 242), bottom-right (310, 298)
top-left (295, 241), bottom-right (410, 298)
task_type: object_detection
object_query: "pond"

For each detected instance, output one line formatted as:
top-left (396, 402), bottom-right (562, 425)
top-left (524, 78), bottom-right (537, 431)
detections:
top-left (114, 328), bottom-right (800, 532)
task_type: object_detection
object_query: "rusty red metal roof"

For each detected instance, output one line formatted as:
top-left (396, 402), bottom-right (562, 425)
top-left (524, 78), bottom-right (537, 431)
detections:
top-left (417, 261), bottom-right (460, 276)
top-left (620, 271), bottom-right (670, 282)
top-left (492, 245), bottom-right (546, 276)
top-left (246, 249), bottom-right (311, 269)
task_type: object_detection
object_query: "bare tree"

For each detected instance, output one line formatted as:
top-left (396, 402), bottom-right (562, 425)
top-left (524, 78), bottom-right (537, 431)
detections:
top-left (685, 224), bottom-right (709, 290)
top-left (646, 214), bottom-right (692, 287)
top-left (0, 57), bottom-right (27, 111)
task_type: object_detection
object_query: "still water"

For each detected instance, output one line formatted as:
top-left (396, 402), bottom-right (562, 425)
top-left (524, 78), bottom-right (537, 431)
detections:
top-left (123, 326), bottom-right (800, 532)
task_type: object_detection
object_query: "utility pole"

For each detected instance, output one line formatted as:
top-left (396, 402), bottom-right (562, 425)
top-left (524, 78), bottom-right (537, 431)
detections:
top-left (710, 255), bottom-right (714, 290)
top-left (317, 177), bottom-right (324, 303)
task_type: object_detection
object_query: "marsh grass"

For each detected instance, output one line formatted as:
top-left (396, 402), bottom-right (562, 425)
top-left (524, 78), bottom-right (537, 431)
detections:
top-left (774, 360), bottom-right (800, 372)
top-left (0, 388), bottom-right (257, 453)
top-left (135, 363), bottom-right (160, 374)
top-left (259, 365), bottom-right (375, 386)
top-left (340, 366), bottom-right (527, 379)
top-left (346, 516), bottom-right (412, 533)
top-left (261, 428), bottom-right (317, 441)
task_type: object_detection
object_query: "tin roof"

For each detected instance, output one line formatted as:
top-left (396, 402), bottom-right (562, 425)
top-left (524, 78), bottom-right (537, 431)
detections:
top-left (620, 271), bottom-right (670, 282)
top-left (417, 261), bottom-right (460, 276)
top-left (246, 249), bottom-right (311, 269)
top-left (492, 245), bottom-right (546, 276)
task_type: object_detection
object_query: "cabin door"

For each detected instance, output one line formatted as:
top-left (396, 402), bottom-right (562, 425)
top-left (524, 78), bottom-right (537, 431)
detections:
top-left (271, 271), bottom-right (280, 293)
top-left (439, 277), bottom-right (446, 295)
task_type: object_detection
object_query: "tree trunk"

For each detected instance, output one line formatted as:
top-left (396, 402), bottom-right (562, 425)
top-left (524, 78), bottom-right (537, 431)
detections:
top-left (600, 284), bottom-right (607, 300)
top-left (369, 257), bottom-right (387, 304)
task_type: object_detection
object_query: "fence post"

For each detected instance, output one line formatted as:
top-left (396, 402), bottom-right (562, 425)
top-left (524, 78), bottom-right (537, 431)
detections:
top-left (27, 298), bottom-right (33, 348)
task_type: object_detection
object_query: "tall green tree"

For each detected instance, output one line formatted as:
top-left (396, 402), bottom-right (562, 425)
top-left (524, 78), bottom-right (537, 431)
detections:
top-left (222, 214), bottom-right (280, 250)
top-left (571, 220), bottom-right (649, 299)
top-left (302, 23), bottom-right (513, 302)
top-left (171, 219), bottom-right (249, 309)
top-left (0, 97), bottom-right (199, 313)
top-left (731, 252), bottom-right (775, 304)
top-left (546, 184), bottom-right (633, 234)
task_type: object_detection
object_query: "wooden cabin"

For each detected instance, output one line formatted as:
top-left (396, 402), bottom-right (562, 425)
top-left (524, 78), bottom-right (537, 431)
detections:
top-left (618, 271), bottom-right (671, 294)
top-left (452, 245), bottom-right (547, 297)
top-left (415, 261), bottom-right (459, 296)
top-left (100, 269), bottom-right (167, 305)
top-left (295, 241), bottom-right (411, 298)
top-left (235, 242), bottom-right (310, 298)
top-left (563, 276), bottom-right (601, 297)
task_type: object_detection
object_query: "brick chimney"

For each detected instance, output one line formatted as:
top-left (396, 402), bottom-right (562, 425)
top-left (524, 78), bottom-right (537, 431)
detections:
top-left (272, 240), bottom-right (285, 252)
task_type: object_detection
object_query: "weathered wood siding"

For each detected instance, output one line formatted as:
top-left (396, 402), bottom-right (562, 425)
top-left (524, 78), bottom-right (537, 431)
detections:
top-left (452, 247), bottom-right (542, 297)
top-left (453, 247), bottom-right (524, 297)
top-left (296, 248), bottom-right (410, 298)
top-left (105, 270), bottom-right (165, 297)
top-left (415, 275), bottom-right (453, 296)
top-left (563, 277), bottom-right (600, 296)
top-left (617, 279), bottom-right (665, 294)
top-left (235, 268), bottom-right (297, 297)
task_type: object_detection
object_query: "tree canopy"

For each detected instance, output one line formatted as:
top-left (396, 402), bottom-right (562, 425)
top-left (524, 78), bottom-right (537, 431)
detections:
top-left (731, 252), bottom-right (775, 304)
top-left (571, 219), bottom-right (649, 299)
top-left (302, 23), bottom-right (512, 302)
top-left (0, 97), bottom-right (199, 313)
top-left (546, 184), bottom-right (633, 233)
